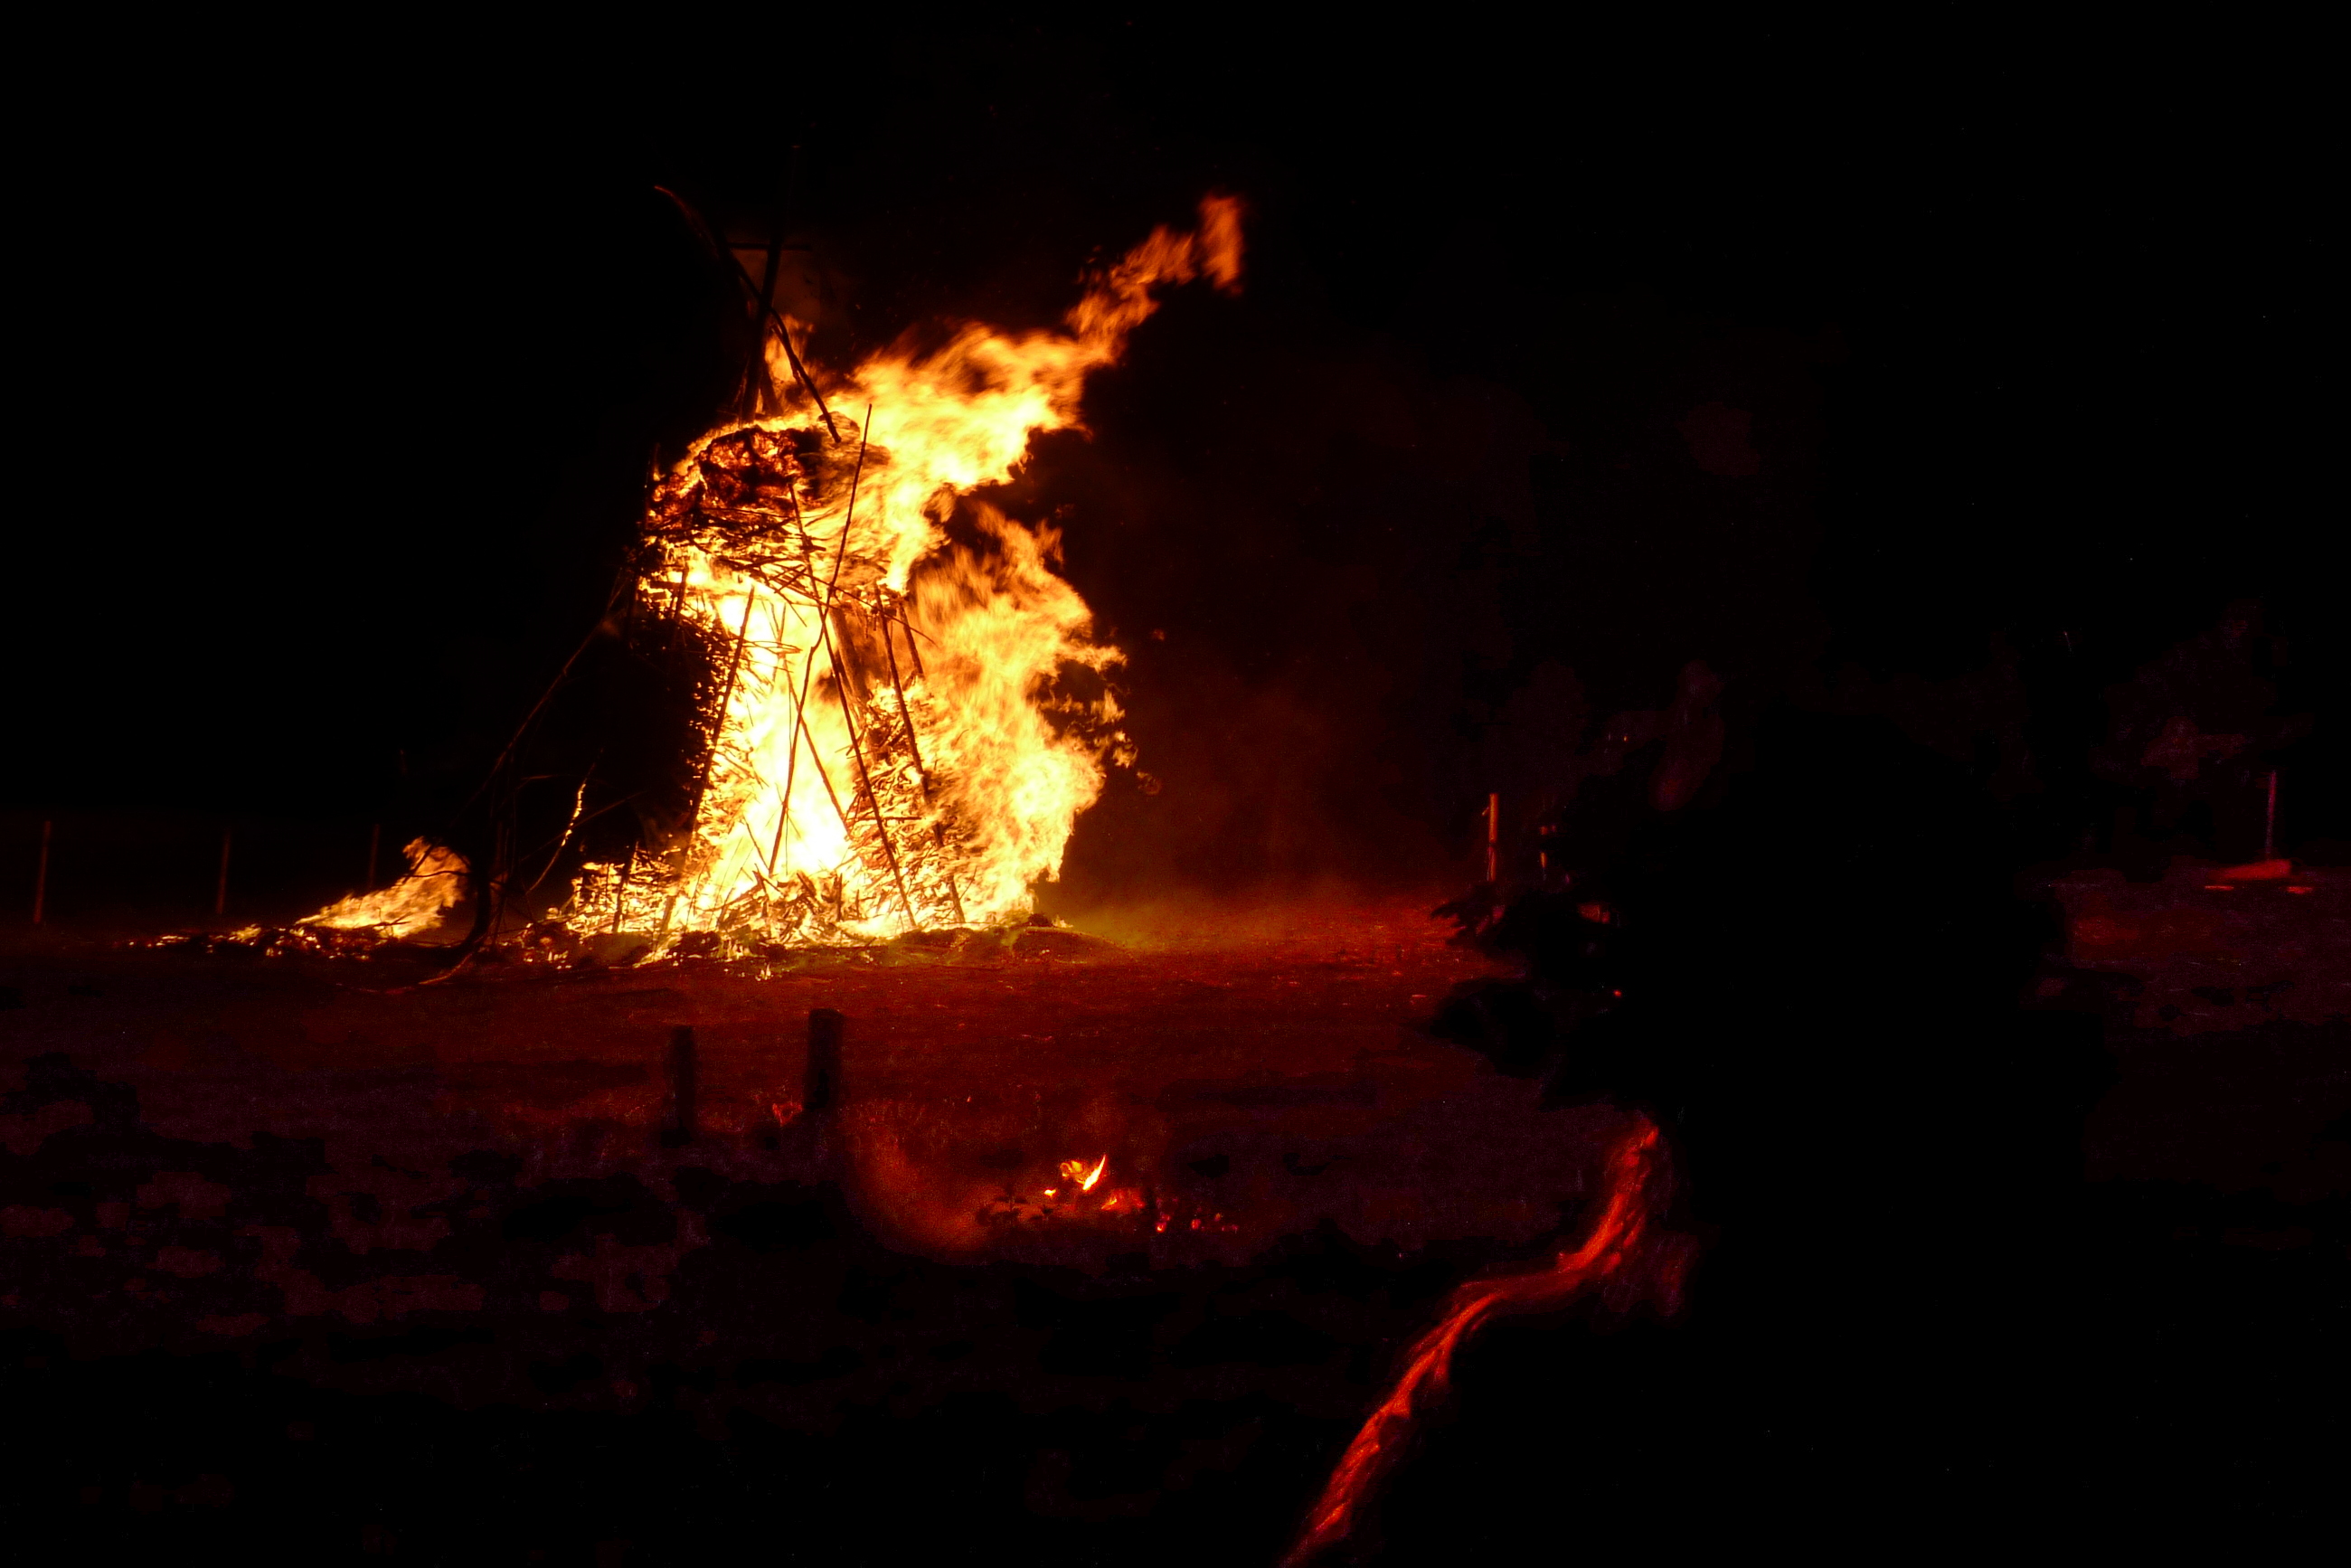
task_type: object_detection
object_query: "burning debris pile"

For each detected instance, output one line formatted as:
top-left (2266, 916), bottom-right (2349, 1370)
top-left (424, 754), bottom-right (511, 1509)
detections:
top-left (302, 839), bottom-right (470, 942)
top-left (292, 196), bottom-right (1244, 960)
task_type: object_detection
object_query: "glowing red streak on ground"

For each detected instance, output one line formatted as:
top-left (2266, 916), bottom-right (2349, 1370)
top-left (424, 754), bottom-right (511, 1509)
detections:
top-left (1283, 1119), bottom-right (1677, 1567)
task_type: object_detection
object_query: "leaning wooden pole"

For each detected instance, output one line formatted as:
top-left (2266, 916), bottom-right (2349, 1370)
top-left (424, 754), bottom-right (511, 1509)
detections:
top-left (807, 409), bottom-right (916, 930)
top-left (765, 415), bottom-right (869, 877)
top-left (826, 627), bottom-right (921, 932)
top-left (793, 702), bottom-right (860, 848)
top-left (876, 602), bottom-right (966, 925)
top-left (661, 590), bottom-right (759, 937)
top-left (722, 246), bottom-right (841, 442)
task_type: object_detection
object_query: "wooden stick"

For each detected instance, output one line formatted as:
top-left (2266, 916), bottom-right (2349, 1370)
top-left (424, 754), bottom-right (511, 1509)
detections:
top-left (32, 819), bottom-right (51, 926)
top-left (822, 408), bottom-right (873, 600)
top-left (765, 592), bottom-right (845, 880)
top-left (525, 775), bottom-right (594, 896)
top-left (722, 248), bottom-right (841, 441)
top-left (766, 642), bottom-right (811, 878)
top-left (827, 626), bottom-right (920, 932)
top-left (749, 216), bottom-right (787, 420)
top-left (793, 701), bottom-right (859, 848)
top-left (1485, 793), bottom-right (1499, 884)
top-left (445, 614), bottom-right (617, 831)
top-left (807, 415), bottom-right (918, 930)
top-left (876, 602), bottom-right (965, 924)
top-left (663, 590), bottom-right (760, 936)
top-left (2265, 769), bottom-right (2279, 861)
top-left (895, 606), bottom-right (929, 682)
top-left (877, 610), bottom-right (936, 800)
top-left (786, 460), bottom-right (815, 552)
top-left (214, 827), bottom-right (233, 920)
top-left (765, 410), bottom-right (872, 877)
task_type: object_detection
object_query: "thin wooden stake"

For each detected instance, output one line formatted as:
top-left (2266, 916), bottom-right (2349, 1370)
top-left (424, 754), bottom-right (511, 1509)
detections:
top-left (765, 634), bottom-right (809, 877)
top-left (663, 590), bottom-right (760, 937)
top-left (879, 608), bottom-right (938, 803)
top-left (793, 703), bottom-right (860, 848)
top-left (1485, 793), bottom-right (1499, 884)
top-left (877, 601), bottom-right (964, 925)
top-left (215, 827), bottom-right (233, 920)
top-left (766, 409), bottom-right (871, 878)
top-left (32, 819), bottom-right (52, 926)
top-left (807, 412), bottom-right (917, 930)
top-left (895, 608), bottom-right (929, 682)
top-left (722, 245), bottom-right (840, 441)
top-left (2264, 769), bottom-right (2279, 861)
top-left (827, 625), bottom-right (920, 932)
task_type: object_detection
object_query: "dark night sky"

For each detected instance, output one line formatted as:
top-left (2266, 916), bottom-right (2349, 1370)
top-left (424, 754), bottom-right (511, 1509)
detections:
top-left (10, 24), bottom-right (2337, 895)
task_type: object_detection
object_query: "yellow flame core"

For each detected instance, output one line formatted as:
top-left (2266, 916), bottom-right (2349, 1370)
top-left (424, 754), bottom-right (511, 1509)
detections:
top-left (1057, 1156), bottom-right (1109, 1193)
top-left (558, 196), bottom-right (1245, 951)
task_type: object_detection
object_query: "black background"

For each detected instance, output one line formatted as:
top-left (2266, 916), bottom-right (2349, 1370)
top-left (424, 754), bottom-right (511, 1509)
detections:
top-left (9, 23), bottom-right (2337, 891)
top-left (3, 22), bottom-right (2343, 1562)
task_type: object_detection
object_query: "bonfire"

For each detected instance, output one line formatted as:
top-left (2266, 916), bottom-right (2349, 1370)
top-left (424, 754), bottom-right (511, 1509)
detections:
top-left (294, 196), bottom-right (1243, 959)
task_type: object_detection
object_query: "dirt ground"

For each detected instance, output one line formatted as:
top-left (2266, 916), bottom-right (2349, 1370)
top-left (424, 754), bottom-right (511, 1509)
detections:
top-left (2048, 860), bottom-right (2351, 1200)
top-left (1, 895), bottom-right (1625, 1266)
top-left (2, 876), bottom-right (2344, 1562)
top-left (0, 893), bottom-right (1645, 1563)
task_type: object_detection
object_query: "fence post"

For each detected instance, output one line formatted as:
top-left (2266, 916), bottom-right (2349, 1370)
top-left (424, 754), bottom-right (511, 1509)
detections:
top-left (32, 819), bottom-right (52, 925)
top-left (1485, 793), bottom-right (1500, 884)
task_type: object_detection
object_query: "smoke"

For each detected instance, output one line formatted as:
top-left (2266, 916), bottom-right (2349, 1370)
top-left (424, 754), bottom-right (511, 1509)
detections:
top-left (996, 276), bottom-right (1836, 909)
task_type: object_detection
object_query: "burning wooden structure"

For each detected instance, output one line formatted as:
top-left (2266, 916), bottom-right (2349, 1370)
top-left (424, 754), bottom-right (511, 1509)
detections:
top-left (294, 196), bottom-right (1244, 958)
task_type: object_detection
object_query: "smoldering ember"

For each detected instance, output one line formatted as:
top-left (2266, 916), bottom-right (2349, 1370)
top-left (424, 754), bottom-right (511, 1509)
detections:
top-left (4, 43), bottom-right (2342, 1566)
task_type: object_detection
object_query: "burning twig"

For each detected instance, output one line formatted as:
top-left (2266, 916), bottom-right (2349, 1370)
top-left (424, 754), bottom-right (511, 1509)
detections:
top-left (524, 774), bottom-right (595, 896)
top-left (722, 239), bottom-right (842, 442)
top-left (663, 591), bottom-right (760, 937)
top-left (820, 606), bottom-right (921, 931)
top-left (874, 612), bottom-right (965, 924)
top-left (763, 410), bottom-right (872, 885)
top-left (767, 302), bottom-right (840, 443)
top-left (894, 607), bottom-right (930, 681)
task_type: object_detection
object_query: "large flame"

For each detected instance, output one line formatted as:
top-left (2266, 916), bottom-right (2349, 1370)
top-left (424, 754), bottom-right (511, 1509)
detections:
top-left (298, 840), bottom-right (470, 942)
top-left (597, 195), bottom-right (1241, 947)
top-left (336, 197), bottom-right (1242, 953)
